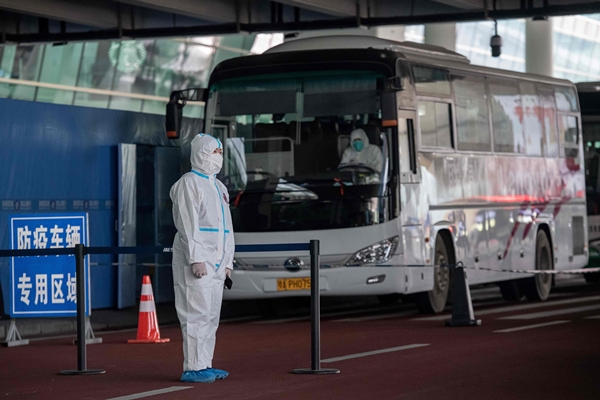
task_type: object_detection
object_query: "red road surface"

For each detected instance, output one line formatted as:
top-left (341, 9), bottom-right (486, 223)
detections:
top-left (2, 290), bottom-right (600, 399)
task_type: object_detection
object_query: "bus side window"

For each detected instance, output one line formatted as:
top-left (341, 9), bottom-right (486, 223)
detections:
top-left (418, 100), bottom-right (453, 149)
top-left (452, 74), bottom-right (491, 152)
top-left (537, 85), bottom-right (559, 157)
top-left (559, 115), bottom-right (580, 159)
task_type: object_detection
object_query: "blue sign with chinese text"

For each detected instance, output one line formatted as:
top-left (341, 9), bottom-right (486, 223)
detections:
top-left (9, 214), bottom-right (90, 317)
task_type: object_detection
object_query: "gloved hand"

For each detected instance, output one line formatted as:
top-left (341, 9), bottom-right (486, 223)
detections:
top-left (226, 269), bottom-right (232, 279)
top-left (192, 262), bottom-right (207, 278)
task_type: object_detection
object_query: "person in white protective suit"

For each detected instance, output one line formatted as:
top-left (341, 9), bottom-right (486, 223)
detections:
top-left (339, 128), bottom-right (383, 172)
top-left (170, 133), bottom-right (234, 384)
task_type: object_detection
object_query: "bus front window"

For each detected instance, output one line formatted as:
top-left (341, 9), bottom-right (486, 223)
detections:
top-left (205, 72), bottom-right (397, 232)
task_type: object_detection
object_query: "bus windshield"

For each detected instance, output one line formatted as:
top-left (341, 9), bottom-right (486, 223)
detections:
top-left (205, 71), bottom-right (397, 232)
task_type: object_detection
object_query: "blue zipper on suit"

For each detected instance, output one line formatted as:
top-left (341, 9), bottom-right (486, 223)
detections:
top-left (213, 179), bottom-right (227, 270)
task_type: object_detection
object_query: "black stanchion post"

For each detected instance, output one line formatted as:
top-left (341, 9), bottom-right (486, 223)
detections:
top-left (293, 240), bottom-right (339, 375)
top-left (445, 262), bottom-right (481, 327)
top-left (59, 244), bottom-right (105, 375)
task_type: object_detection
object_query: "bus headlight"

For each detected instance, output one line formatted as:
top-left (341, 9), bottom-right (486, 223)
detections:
top-left (346, 236), bottom-right (399, 266)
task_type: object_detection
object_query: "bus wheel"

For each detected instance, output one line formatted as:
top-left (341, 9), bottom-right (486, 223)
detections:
top-left (412, 236), bottom-right (451, 314)
top-left (522, 229), bottom-right (553, 301)
top-left (584, 273), bottom-right (600, 284)
top-left (498, 280), bottom-right (524, 301)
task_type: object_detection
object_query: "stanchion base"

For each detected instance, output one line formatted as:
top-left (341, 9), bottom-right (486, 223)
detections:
top-left (59, 369), bottom-right (106, 375)
top-left (292, 368), bottom-right (340, 375)
top-left (445, 319), bottom-right (481, 327)
top-left (2, 339), bottom-right (29, 347)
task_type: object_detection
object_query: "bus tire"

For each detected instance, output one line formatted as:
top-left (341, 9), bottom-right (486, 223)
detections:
top-left (498, 280), bottom-right (524, 301)
top-left (412, 235), bottom-right (451, 314)
top-left (584, 272), bottom-right (600, 284)
top-left (522, 229), bottom-right (553, 301)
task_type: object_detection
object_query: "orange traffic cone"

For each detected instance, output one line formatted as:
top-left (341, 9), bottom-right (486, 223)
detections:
top-left (128, 275), bottom-right (170, 344)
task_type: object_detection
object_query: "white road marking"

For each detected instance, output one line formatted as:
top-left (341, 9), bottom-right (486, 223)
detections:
top-left (493, 320), bottom-right (570, 333)
top-left (584, 315), bottom-right (600, 319)
top-left (106, 386), bottom-right (193, 400)
top-left (499, 304), bottom-right (600, 320)
top-left (414, 295), bottom-right (600, 321)
top-left (321, 344), bottom-right (430, 363)
top-left (334, 310), bottom-right (416, 322)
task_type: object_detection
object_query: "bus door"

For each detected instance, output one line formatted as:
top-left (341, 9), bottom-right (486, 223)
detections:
top-left (398, 109), bottom-right (427, 289)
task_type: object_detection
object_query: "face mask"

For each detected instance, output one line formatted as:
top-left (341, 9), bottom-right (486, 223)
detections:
top-left (352, 140), bottom-right (364, 152)
top-left (206, 152), bottom-right (223, 175)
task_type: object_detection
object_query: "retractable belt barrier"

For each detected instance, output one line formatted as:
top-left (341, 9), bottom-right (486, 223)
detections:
top-left (0, 241), bottom-right (340, 376)
top-left (1, 244), bottom-right (599, 374)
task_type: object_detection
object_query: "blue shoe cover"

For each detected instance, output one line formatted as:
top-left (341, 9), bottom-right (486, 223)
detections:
top-left (207, 367), bottom-right (229, 380)
top-left (180, 369), bottom-right (216, 383)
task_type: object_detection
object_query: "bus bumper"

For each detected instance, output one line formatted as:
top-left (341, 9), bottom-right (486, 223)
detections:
top-left (223, 266), bottom-right (410, 300)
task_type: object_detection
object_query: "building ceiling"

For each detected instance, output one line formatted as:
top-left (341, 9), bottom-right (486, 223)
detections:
top-left (0, 0), bottom-right (599, 45)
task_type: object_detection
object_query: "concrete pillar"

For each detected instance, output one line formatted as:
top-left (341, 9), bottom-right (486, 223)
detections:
top-left (526, 18), bottom-right (553, 76)
top-left (424, 23), bottom-right (456, 51)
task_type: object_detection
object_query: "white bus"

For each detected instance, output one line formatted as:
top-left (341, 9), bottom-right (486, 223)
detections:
top-left (168, 36), bottom-right (587, 313)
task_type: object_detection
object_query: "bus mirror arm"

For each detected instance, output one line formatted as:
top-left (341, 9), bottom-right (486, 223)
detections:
top-left (166, 88), bottom-right (206, 139)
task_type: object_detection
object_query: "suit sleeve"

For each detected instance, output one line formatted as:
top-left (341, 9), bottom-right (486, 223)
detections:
top-left (171, 178), bottom-right (209, 265)
top-left (339, 147), bottom-right (351, 166)
top-left (372, 147), bottom-right (383, 172)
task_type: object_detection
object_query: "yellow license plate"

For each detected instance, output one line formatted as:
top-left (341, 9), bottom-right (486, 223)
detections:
top-left (277, 277), bottom-right (311, 291)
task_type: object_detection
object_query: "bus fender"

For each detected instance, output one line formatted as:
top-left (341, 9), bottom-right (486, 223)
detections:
top-left (534, 217), bottom-right (555, 259)
top-left (429, 223), bottom-right (456, 266)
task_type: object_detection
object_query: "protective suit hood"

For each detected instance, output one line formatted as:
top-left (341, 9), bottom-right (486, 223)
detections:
top-left (191, 134), bottom-right (222, 175)
top-left (350, 129), bottom-right (370, 149)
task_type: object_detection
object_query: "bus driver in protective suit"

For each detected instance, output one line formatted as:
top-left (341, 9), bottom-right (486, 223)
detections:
top-left (339, 128), bottom-right (383, 172)
top-left (170, 133), bottom-right (234, 383)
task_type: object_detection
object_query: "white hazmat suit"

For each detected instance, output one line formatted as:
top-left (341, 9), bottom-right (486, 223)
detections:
top-left (170, 134), bottom-right (234, 374)
top-left (339, 128), bottom-right (383, 172)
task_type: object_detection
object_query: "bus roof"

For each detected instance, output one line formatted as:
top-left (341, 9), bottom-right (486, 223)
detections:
top-left (266, 35), bottom-right (470, 63)
top-left (264, 35), bottom-right (573, 87)
top-left (209, 35), bottom-right (574, 89)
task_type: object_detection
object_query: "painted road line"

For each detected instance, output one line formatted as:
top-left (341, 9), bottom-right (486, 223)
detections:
top-left (414, 295), bottom-right (600, 321)
top-left (584, 315), bottom-right (600, 319)
top-left (499, 304), bottom-right (600, 320)
top-left (493, 320), bottom-right (570, 333)
top-left (334, 310), bottom-right (417, 322)
top-left (106, 386), bottom-right (193, 400)
top-left (321, 344), bottom-right (430, 363)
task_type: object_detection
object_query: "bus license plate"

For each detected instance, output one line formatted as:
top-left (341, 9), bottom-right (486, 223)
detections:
top-left (277, 278), bottom-right (311, 291)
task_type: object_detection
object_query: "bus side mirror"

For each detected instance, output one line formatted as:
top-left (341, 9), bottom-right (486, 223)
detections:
top-left (381, 91), bottom-right (398, 127)
top-left (166, 88), bottom-right (206, 139)
top-left (166, 99), bottom-right (184, 139)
